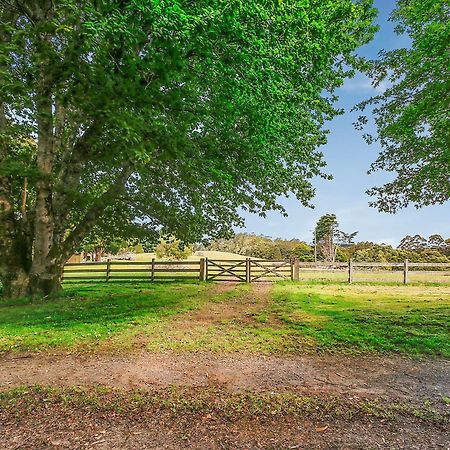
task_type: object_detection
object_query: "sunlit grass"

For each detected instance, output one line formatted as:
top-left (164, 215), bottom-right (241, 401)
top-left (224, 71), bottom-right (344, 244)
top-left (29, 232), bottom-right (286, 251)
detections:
top-left (272, 282), bottom-right (450, 356)
top-left (0, 281), bottom-right (449, 356)
top-left (0, 282), bottom-right (226, 352)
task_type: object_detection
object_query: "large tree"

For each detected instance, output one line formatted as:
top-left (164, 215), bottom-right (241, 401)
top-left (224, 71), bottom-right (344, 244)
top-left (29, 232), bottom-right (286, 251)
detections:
top-left (314, 214), bottom-right (357, 262)
top-left (0, 0), bottom-right (376, 298)
top-left (357, 0), bottom-right (450, 212)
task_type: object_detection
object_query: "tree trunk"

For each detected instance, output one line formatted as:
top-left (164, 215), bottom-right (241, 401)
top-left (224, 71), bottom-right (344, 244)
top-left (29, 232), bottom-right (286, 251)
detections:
top-left (28, 267), bottom-right (63, 297)
top-left (2, 264), bottom-right (64, 298)
top-left (1, 267), bottom-right (30, 299)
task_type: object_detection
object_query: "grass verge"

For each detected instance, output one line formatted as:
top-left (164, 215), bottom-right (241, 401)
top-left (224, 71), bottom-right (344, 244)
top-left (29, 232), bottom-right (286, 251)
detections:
top-left (1, 385), bottom-right (448, 426)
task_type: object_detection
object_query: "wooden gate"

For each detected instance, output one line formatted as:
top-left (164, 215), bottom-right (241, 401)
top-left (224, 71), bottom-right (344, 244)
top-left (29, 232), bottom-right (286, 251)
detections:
top-left (206, 259), bottom-right (248, 281)
top-left (249, 259), bottom-right (292, 281)
top-left (205, 258), bottom-right (294, 282)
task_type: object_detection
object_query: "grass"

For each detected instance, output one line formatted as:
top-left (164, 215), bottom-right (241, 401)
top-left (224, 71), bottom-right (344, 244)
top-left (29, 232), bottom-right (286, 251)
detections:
top-left (0, 282), bottom-right (234, 352)
top-left (272, 282), bottom-right (450, 356)
top-left (1, 385), bottom-right (448, 426)
top-left (0, 281), bottom-right (449, 356)
top-left (296, 269), bottom-right (450, 284)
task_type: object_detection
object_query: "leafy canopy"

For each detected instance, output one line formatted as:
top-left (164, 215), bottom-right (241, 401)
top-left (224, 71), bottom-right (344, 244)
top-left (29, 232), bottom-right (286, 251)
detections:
top-left (1, 0), bottom-right (377, 253)
top-left (357, 0), bottom-right (450, 212)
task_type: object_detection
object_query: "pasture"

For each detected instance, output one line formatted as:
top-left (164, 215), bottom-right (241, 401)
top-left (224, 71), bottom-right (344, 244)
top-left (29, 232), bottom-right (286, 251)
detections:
top-left (1, 280), bottom-right (449, 356)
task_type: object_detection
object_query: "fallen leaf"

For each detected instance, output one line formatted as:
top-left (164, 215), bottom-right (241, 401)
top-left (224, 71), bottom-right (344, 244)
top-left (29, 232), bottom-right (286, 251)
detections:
top-left (316, 425), bottom-right (329, 432)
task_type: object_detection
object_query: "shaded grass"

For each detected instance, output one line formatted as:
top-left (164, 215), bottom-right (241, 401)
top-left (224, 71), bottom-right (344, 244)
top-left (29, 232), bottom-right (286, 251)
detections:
top-left (0, 282), bottom-right (235, 352)
top-left (1, 385), bottom-right (448, 426)
top-left (1, 281), bottom-right (449, 356)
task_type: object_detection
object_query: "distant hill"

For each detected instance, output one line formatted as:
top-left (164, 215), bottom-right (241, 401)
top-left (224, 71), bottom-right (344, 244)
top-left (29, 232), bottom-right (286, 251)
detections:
top-left (135, 251), bottom-right (248, 262)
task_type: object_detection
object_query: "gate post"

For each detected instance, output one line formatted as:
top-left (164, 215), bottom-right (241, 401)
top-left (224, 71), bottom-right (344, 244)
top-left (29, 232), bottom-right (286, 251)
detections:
top-left (205, 257), bottom-right (209, 281)
top-left (246, 258), bottom-right (251, 283)
top-left (403, 259), bottom-right (408, 284)
top-left (199, 258), bottom-right (206, 281)
top-left (293, 259), bottom-right (299, 281)
top-left (348, 259), bottom-right (353, 284)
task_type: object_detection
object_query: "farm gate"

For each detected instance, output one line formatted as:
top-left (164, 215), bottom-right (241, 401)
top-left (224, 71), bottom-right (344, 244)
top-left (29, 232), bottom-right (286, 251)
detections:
top-left (204, 258), bottom-right (294, 282)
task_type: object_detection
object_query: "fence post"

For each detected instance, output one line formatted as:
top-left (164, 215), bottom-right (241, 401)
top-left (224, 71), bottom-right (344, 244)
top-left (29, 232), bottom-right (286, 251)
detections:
top-left (199, 258), bottom-right (206, 281)
top-left (403, 259), bottom-right (408, 284)
top-left (293, 259), bottom-right (299, 281)
top-left (205, 257), bottom-right (209, 281)
top-left (151, 258), bottom-right (155, 282)
top-left (106, 258), bottom-right (111, 282)
top-left (348, 259), bottom-right (353, 284)
top-left (246, 258), bottom-right (251, 283)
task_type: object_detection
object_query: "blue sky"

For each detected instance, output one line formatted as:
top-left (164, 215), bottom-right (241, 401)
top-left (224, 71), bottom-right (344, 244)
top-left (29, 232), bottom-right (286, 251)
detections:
top-left (237, 0), bottom-right (449, 247)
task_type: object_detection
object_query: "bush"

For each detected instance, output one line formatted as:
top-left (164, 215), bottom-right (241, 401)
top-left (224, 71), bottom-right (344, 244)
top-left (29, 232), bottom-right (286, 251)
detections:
top-left (155, 236), bottom-right (192, 260)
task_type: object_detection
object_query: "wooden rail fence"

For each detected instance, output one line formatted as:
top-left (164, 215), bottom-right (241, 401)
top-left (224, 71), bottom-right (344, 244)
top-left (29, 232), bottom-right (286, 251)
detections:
top-left (62, 258), bottom-right (450, 284)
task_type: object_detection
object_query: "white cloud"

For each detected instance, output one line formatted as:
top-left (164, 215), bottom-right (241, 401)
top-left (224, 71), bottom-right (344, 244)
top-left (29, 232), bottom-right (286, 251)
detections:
top-left (340, 74), bottom-right (387, 94)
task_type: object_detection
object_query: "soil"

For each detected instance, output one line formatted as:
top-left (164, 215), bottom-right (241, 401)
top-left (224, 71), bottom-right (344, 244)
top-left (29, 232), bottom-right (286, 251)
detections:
top-left (1, 405), bottom-right (449, 450)
top-left (1, 283), bottom-right (449, 449)
top-left (175, 282), bottom-right (272, 327)
top-left (1, 351), bottom-right (449, 449)
top-left (1, 352), bottom-right (449, 404)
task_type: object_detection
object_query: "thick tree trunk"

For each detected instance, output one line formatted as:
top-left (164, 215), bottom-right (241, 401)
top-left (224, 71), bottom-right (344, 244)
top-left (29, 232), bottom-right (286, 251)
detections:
top-left (2, 267), bottom-right (30, 299)
top-left (1, 258), bottom-right (64, 298)
top-left (28, 267), bottom-right (63, 296)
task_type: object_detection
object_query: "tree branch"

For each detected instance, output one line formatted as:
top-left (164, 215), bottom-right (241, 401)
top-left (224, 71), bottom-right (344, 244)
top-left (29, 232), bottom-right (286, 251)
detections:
top-left (59, 164), bottom-right (133, 262)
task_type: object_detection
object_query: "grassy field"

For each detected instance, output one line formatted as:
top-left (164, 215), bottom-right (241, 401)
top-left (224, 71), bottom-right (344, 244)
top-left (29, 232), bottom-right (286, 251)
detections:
top-left (297, 269), bottom-right (450, 284)
top-left (1, 280), bottom-right (449, 356)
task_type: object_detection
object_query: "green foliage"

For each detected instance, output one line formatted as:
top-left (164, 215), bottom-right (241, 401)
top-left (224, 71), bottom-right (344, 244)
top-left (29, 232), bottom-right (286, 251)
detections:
top-left (357, 0), bottom-right (450, 211)
top-left (314, 214), bottom-right (357, 262)
top-left (79, 232), bottom-right (129, 257)
top-left (346, 241), bottom-right (450, 264)
top-left (134, 243), bottom-right (144, 254)
top-left (0, 0), bottom-right (378, 291)
top-left (207, 231), bottom-right (450, 264)
top-left (155, 236), bottom-right (192, 260)
top-left (208, 233), bottom-right (314, 261)
top-left (315, 214), bottom-right (338, 242)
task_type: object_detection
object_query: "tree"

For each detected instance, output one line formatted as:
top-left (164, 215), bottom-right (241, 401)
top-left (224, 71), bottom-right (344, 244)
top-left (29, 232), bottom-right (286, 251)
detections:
top-left (155, 236), bottom-right (192, 261)
top-left (335, 230), bottom-right (359, 248)
top-left (427, 234), bottom-right (449, 255)
top-left (397, 234), bottom-right (428, 251)
top-left (0, 1), bottom-right (376, 297)
top-left (314, 214), bottom-right (339, 263)
top-left (314, 214), bottom-right (357, 262)
top-left (356, 0), bottom-right (450, 212)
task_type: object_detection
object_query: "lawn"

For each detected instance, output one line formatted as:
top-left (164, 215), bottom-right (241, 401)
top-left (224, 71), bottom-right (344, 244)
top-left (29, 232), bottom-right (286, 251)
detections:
top-left (0, 282), bottom-right (231, 352)
top-left (0, 281), bottom-right (449, 356)
top-left (271, 282), bottom-right (450, 356)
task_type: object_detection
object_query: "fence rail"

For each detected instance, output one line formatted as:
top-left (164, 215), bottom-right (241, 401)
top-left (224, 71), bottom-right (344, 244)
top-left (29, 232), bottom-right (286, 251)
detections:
top-left (62, 258), bottom-right (450, 284)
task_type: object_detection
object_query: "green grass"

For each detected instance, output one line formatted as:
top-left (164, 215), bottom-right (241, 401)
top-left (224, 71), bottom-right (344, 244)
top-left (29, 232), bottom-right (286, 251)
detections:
top-left (0, 282), bottom-right (233, 352)
top-left (0, 281), bottom-right (449, 356)
top-left (272, 282), bottom-right (450, 356)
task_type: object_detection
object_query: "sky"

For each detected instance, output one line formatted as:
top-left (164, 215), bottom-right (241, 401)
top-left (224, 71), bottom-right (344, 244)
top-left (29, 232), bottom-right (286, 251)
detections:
top-left (237, 0), bottom-right (449, 247)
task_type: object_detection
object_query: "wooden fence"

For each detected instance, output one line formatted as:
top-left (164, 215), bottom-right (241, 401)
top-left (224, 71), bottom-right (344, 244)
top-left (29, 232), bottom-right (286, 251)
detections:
top-left (62, 258), bottom-right (450, 284)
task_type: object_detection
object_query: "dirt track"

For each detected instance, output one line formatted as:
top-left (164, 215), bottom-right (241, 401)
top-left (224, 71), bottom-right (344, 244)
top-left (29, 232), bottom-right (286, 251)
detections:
top-left (1, 352), bottom-right (450, 450)
top-left (1, 352), bottom-right (449, 404)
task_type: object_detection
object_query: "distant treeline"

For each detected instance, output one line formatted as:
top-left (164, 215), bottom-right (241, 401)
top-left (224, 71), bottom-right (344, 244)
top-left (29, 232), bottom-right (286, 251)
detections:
top-left (206, 233), bottom-right (450, 263)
